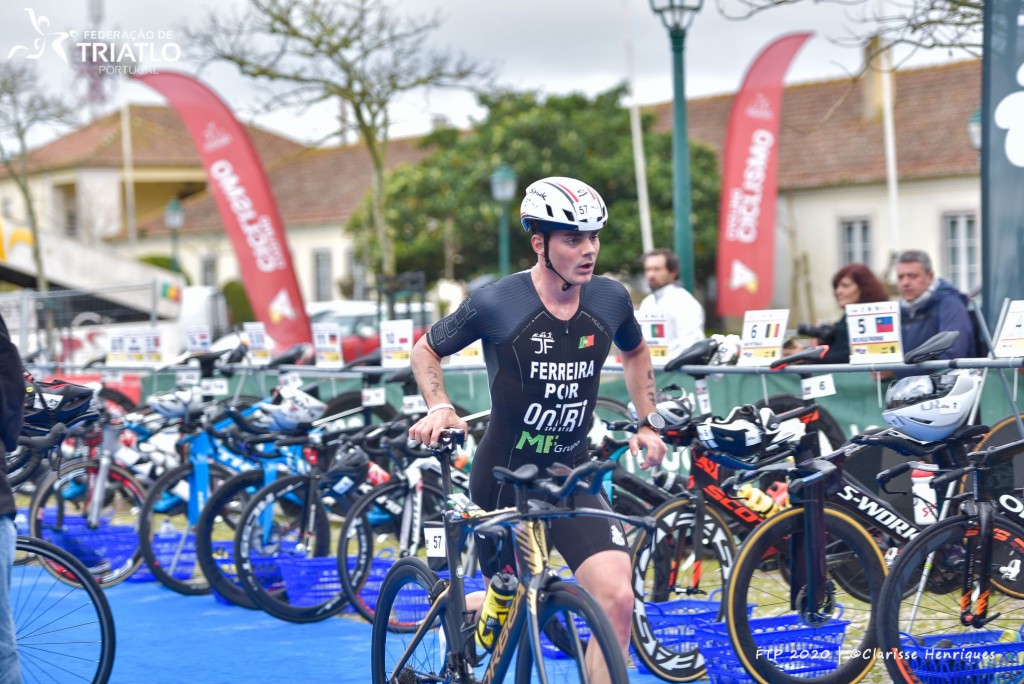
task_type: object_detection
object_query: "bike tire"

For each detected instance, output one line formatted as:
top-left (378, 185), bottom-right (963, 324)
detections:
top-left (234, 474), bottom-right (336, 622)
top-left (14, 534), bottom-right (116, 684)
top-left (337, 479), bottom-right (448, 623)
top-left (876, 513), bottom-right (1024, 684)
top-left (194, 468), bottom-right (270, 609)
top-left (725, 505), bottom-right (886, 684)
top-left (628, 495), bottom-right (737, 682)
top-left (27, 459), bottom-right (147, 587)
top-left (5, 445), bottom-right (45, 489)
top-left (137, 461), bottom-right (235, 595)
top-left (370, 557), bottom-right (463, 683)
top-left (514, 579), bottom-right (630, 684)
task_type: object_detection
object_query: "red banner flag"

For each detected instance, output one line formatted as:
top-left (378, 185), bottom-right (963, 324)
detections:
top-left (716, 33), bottom-right (811, 317)
top-left (135, 71), bottom-right (311, 348)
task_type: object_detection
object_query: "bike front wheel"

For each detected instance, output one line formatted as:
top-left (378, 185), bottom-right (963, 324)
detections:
top-left (628, 495), bottom-right (737, 682)
top-left (370, 556), bottom-right (470, 683)
top-left (514, 579), bottom-right (630, 684)
top-left (28, 459), bottom-right (147, 587)
top-left (14, 535), bottom-right (116, 684)
top-left (234, 474), bottom-right (336, 622)
top-left (137, 461), bottom-right (234, 595)
top-left (725, 505), bottom-right (886, 684)
top-left (876, 513), bottom-right (1024, 684)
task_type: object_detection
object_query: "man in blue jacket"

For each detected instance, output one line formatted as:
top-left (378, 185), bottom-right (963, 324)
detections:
top-left (897, 249), bottom-right (976, 360)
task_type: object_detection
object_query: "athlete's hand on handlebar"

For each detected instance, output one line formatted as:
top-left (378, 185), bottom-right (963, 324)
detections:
top-left (630, 425), bottom-right (667, 471)
top-left (409, 404), bottom-right (468, 449)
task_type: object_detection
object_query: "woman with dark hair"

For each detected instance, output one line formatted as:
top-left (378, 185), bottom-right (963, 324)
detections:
top-left (814, 263), bottom-right (890, 363)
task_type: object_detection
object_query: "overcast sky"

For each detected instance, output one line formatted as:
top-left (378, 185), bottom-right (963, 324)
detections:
top-left (1, 0), bottom-right (976, 146)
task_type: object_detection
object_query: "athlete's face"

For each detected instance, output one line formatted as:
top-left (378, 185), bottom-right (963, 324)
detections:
top-left (543, 229), bottom-right (600, 285)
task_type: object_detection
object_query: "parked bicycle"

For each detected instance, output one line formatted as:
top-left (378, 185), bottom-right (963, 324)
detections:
top-left (371, 428), bottom-right (654, 683)
top-left (875, 435), bottom-right (1024, 684)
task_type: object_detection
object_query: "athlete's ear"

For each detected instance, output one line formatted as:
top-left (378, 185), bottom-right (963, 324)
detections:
top-left (530, 232), bottom-right (545, 258)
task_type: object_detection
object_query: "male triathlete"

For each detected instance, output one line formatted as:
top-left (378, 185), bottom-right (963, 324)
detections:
top-left (410, 176), bottom-right (666, 682)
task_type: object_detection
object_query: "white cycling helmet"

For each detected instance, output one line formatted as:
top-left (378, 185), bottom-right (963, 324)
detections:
top-left (695, 404), bottom-right (782, 469)
top-left (147, 387), bottom-right (199, 419)
top-left (255, 386), bottom-right (327, 431)
top-left (882, 370), bottom-right (981, 442)
top-left (657, 393), bottom-right (697, 427)
top-left (520, 176), bottom-right (607, 233)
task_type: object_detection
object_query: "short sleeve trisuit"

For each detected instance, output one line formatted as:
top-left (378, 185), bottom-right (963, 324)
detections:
top-left (427, 271), bottom-right (643, 574)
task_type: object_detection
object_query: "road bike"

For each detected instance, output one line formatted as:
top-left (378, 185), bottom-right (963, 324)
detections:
top-left (875, 435), bottom-right (1024, 683)
top-left (370, 429), bottom-right (653, 683)
top-left (11, 425), bottom-right (116, 684)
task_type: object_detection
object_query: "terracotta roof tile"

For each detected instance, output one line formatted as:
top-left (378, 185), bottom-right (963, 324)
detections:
top-left (134, 60), bottom-right (980, 235)
top-left (650, 59), bottom-right (981, 189)
top-left (134, 135), bottom-right (432, 236)
top-left (7, 104), bottom-right (305, 175)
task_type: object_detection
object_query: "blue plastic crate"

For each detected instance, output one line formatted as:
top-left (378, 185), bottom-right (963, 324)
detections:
top-left (210, 540), bottom-right (287, 606)
top-left (129, 531), bottom-right (197, 582)
top-left (899, 630), bottom-right (1024, 684)
top-left (58, 525), bottom-right (137, 570)
top-left (693, 614), bottom-right (848, 684)
top-left (277, 556), bottom-right (342, 607)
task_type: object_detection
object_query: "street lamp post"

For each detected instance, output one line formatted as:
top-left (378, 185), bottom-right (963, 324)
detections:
top-left (490, 163), bottom-right (517, 278)
top-left (164, 197), bottom-right (184, 274)
top-left (648, 0), bottom-right (703, 292)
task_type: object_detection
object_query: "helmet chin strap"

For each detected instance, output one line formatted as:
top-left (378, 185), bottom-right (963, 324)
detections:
top-left (542, 232), bottom-right (574, 291)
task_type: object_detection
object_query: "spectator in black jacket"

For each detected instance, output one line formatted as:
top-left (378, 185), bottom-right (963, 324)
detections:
top-left (814, 263), bottom-right (890, 363)
top-left (0, 311), bottom-right (25, 683)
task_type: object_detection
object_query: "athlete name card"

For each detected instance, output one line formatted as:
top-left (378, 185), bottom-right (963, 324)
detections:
top-left (737, 309), bottom-right (789, 367)
top-left (448, 339), bottom-right (484, 367)
top-left (846, 301), bottom-right (902, 364)
top-left (121, 328), bottom-right (162, 366)
top-left (636, 312), bottom-right (674, 367)
top-left (993, 300), bottom-right (1024, 358)
top-left (243, 322), bottom-right (271, 365)
top-left (107, 331), bottom-right (127, 366)
top-left (185, 326), bottom-right (211, 354)
top-left (380, 319), bottom-right (414, 368)
top-left (312, 321), bottom-right (343, 367)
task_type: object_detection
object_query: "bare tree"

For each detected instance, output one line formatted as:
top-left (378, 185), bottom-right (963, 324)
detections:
top-left (187, 0), bottom-right (491, 276)
top-left (0, 61), bottom-right (76, 354)
top-left (717, 0), bottom-right (983, 57)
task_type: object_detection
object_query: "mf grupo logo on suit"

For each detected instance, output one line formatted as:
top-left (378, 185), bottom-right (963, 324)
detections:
top-left (5, 7), bottom-right (180, 75)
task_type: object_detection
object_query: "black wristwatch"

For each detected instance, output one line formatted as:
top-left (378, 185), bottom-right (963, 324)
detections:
top-left (638, 412), bottom-right (667, 433)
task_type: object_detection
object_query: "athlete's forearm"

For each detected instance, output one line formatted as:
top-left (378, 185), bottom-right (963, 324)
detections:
top-left (411, 336), bottom-right (452, 406)
top-left (621, 341), bottom-right (658, 417)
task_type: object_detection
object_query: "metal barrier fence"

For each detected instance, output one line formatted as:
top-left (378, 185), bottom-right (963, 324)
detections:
top-left (1, 283), bottom-right (166, 365)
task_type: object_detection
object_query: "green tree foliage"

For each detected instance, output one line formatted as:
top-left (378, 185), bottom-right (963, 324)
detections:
top-left (348, 85), bottom-right (719, 287)
top-left (138, 255), bottom-right (192, 286)
top-left (222, 279), bottom-right (254, 327)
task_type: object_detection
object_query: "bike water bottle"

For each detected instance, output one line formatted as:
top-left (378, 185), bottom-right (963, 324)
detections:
top-left (737, 484), bottom-right (779, 516)
top-left (911, 468), bottom-right (938, 525)
top-left (476, 572), bottom-right (519, 652)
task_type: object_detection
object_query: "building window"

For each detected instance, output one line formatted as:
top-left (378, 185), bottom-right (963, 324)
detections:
top-left (201, 255), bottom-right (217, 287)
top-left (313, 249), bottom-right (332, 302)
top-left (943, 212), bottom-right (980, 294)
top-left (65, 207), bottom-right (78, 238)
top-left (839, 217), bottom-right (871, 265)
